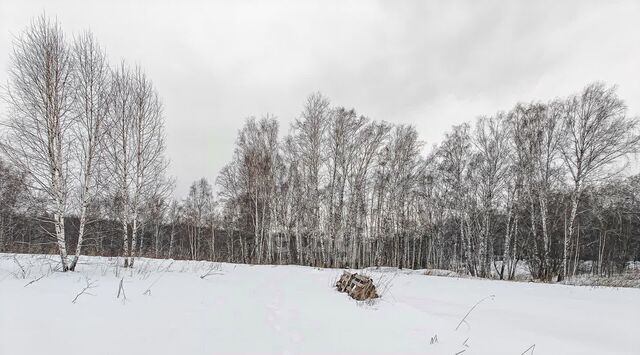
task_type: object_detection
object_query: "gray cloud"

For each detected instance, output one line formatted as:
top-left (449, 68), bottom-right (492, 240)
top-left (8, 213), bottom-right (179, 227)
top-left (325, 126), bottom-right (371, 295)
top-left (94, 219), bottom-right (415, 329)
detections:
top-left (1, 0), bottom-right (639, 197)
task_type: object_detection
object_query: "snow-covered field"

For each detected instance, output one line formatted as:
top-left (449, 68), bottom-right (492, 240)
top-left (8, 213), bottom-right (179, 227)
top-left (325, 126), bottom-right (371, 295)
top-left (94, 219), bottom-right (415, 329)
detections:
top-left (1, 254), bottom-right (638, 355)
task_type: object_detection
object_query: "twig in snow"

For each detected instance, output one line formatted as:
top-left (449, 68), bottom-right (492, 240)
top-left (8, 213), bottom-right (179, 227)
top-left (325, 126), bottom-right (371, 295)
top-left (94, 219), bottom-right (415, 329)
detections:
top-left (455, 350), bottom-right (466, 355)
top-left (200, 263), bottom-right (223, 279)
top-left (48, 262), bottom-right (60, 274)
top-left (375, 271), bottom-right (398, 299)
top-left (11, 255), bottom-right (28, 279)
top-left (520, 344), bottom-right (536, 355)
top-left (135, 259), bottom-right (153, 280)
top-left (24, 273), bottom-right (47, 287)
top-left (116, 277), bottom-right (127, 301)
top-left (116, 277), bottom-right (130, 303)
top-left (143, 275), bottom-right (164, 296)
top-left (72, 277), bottom-right (97, 304)
top-left (165, 260), bottom-right (175, 272)
top-left (455, 294), bottom-right (495, 331)
top-left (114, 257), bottom-right (121, 278)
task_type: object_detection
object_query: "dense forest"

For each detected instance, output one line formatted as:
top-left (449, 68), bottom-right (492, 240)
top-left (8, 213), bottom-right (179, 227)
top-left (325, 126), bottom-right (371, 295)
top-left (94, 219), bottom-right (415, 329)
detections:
top-left (1, 16), bottom-right (639, 281)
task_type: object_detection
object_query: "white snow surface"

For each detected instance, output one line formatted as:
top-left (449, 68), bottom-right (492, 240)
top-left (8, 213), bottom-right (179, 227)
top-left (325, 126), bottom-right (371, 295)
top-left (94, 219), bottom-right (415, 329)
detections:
top-left (1, 253), bottom-right (638, 355)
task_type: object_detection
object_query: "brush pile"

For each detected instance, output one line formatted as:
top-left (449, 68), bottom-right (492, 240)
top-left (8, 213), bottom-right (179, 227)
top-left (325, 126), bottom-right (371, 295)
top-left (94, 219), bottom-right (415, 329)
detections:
top-left (335, 271), bottom-right (379, 301)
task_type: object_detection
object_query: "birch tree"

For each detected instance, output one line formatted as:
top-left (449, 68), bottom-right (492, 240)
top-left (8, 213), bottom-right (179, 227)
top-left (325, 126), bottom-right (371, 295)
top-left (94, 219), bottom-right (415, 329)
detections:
top-left (128, 66), bottom-right (167, 267)
top-left (292, 93), bottom-right (330, 265)
top-left (472, 113), bottom-right (510, 277)
top-left (184, 178), bottom-right (213, 260)
top-left (436, 123), bottom-right (472, 272)
top-left (106, 62), bottom-right (134, 267)
top-left (68, 31), bottom-right (111, 271)
top-left (1, 16), bottom-right (75, 271)
top-left (559, 83), bottom-right (640, 279)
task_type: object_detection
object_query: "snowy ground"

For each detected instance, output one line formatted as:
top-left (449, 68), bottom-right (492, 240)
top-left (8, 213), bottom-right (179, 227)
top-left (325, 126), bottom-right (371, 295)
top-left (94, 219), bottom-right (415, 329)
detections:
top-left (1, 254), bottom-right (638, 355)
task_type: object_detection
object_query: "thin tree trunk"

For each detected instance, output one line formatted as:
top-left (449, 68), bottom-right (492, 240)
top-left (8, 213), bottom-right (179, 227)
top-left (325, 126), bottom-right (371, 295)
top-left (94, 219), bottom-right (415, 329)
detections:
top-left (154, 223), bottom-right (160, 258)
top-left (564, 186), bottom-right (581, 280)
top-left (168, 221), bottom-right (175, 258)
top-left (54, 211), bottom-right (69, 271)
top-left (130, 209), bottom-right (138, 267)
top-left (538, 191), bottom-right (551, 279)
top-left (69, 201), bottom-right (88, 271)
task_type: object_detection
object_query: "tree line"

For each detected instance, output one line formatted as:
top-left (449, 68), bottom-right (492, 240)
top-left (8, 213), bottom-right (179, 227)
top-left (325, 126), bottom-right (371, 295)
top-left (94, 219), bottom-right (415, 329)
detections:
top-left (215, 86), bottom-right (640, 281)
top-left (1, 16), bottom-right (639, 281)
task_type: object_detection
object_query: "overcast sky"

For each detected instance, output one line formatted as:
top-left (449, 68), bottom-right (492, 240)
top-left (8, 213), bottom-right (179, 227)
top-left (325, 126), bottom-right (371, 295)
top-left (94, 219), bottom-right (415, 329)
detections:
top-left (1, 0), bottom-right (639, 197)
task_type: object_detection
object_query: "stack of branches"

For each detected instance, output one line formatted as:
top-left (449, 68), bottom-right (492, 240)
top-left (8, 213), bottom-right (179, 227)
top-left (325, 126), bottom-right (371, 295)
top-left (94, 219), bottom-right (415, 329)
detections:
top-left (335, 271), bottom-right (379, 301)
